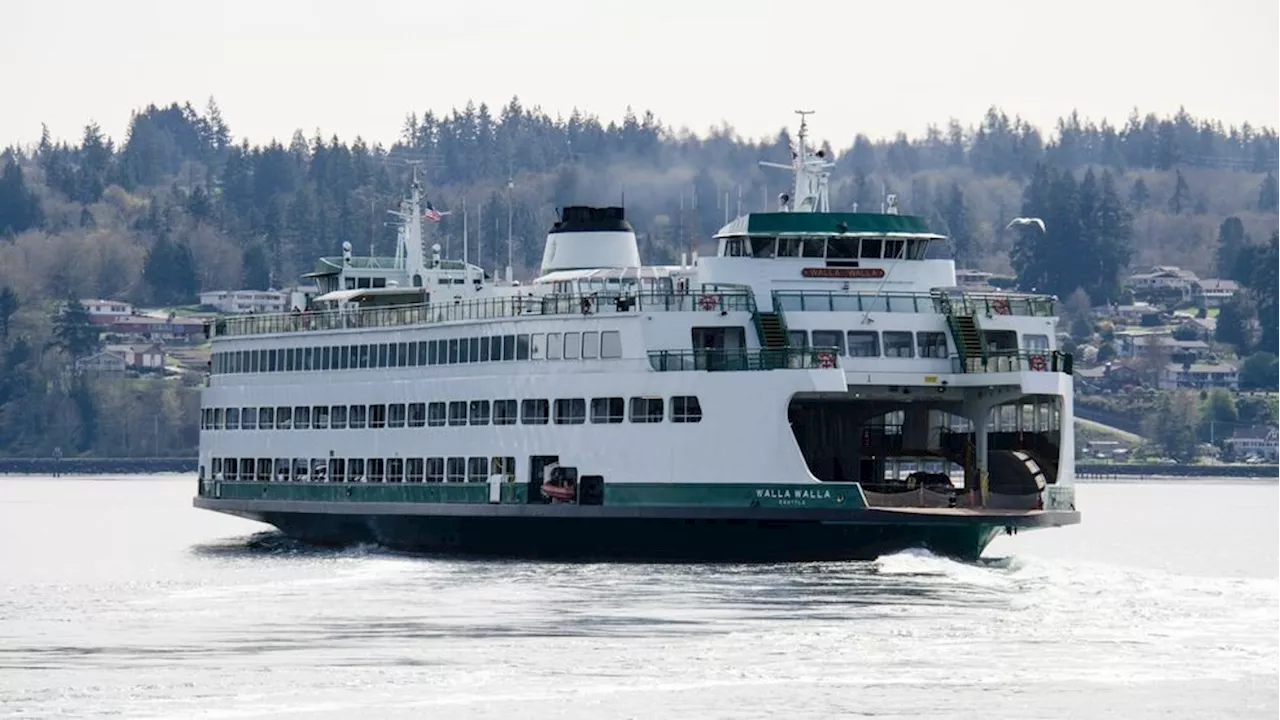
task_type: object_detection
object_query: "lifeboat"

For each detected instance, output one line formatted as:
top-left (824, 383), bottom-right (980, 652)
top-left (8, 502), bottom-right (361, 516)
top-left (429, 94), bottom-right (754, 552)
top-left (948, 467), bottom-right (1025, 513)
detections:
top-left (541, 478), bottom-right (577, 502)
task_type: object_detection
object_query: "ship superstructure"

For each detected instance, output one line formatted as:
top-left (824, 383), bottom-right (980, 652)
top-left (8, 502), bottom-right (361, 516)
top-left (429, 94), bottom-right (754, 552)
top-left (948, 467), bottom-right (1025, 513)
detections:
top-left (194, 113), bottom-right (1079, 561)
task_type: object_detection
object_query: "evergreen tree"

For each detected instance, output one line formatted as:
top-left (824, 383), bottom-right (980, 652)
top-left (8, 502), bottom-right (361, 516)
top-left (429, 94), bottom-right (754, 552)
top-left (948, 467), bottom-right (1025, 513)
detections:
top-left (1249, 231), bottom-right (1279, 353)
top-left (0, 287), bottom-right (18, 340)
top-left (1213, 216), bottom-right (1248, 278)
top-left (940, 182), bottom-right (975, 264)
top-left (0, 160), bottom-right (43, 235)
top-left (1128, 176), bottom-right (1149, 209)
top-left (53, 297), bottom-right (100, 358)
top-left (1259, 172), bottom-right (1279, 212)
top-left (1167, 169), bottom-right (1190, 214)
top-left (1214, 293), bottom-right (1257, 353)
top-left (1148, 391), bottom-right (1199, 463)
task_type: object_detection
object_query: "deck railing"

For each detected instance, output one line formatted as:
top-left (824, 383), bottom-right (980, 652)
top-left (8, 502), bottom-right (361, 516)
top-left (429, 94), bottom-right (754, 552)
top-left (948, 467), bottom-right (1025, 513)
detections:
top-left (212, 287), bottom-right (757, 338)
top-left (952, 350), bottom-right (1074, 374)
top-left (774, 290), bottom-right (1056, 317)
top-left (647, 347), bottom-right (839, 372)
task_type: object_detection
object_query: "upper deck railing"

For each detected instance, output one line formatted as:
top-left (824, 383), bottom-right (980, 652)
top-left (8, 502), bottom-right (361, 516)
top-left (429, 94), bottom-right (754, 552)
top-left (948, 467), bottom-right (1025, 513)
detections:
top-left (212, 285), bottom-right (756, 338)
top-left (774, 290), bottom-right (1056, 317)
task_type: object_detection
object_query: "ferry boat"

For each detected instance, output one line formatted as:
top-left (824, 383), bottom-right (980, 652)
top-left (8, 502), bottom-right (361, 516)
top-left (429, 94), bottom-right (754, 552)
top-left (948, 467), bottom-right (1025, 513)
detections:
top-left (194, 112), bottom-right (1080, 561)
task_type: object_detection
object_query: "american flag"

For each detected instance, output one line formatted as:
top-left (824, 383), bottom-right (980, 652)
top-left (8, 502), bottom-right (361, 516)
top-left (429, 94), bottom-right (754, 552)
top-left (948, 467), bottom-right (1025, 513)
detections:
top-left (423, 201), bottom-right (443, 222)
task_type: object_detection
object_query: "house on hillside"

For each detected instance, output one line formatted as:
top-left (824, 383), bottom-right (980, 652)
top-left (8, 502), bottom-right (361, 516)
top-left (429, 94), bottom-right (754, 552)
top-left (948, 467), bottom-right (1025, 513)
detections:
top-left (1158, 362), bottom-right (1239, 391)
top-left (1191, 279), bottom-right (1240, 309)
top-left (107, 316), bottom-right (204, 343)
top-left (105, 343), bottom-right (165, 369)
top-left (1224, 426), bottom-right (1279, 462)
top-left (78, 299), bottom-right (134, 325)
top-left (199, 290), bottom-right (290, 315)
top-left (74, 349), bottom-right (127, 374)
top-left (1124, 266), bottom-right (1200, 302)
top-left (1106, 302), bottom-right (1165, 325)
top-left (1121, 333), bottom-right (1210, 363)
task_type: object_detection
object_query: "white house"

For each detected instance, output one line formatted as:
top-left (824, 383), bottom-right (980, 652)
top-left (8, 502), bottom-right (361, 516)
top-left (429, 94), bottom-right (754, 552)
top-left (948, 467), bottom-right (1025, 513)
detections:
top-left (1224, 427), bottom-right (1279, 462)
top-left (78, 299), bottom-right (134, 325)
top-left (1191, 279), bottom-right (1240, 308)
top-left (1124, 266), bottom-right (1199, 301)
top-left (199, 290), bottom-right (289, 314)
top-left (105, 343), bottom-right (166, 369)
top-left (1158, 362), bottom-right (1240, 391)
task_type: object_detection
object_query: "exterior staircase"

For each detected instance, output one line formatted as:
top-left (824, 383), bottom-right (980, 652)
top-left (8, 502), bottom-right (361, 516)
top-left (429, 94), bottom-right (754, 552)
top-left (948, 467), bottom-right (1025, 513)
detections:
top-left (755, 311), bottom-right (788, 349)
top-left (937, 293), bottom-right (985, 371)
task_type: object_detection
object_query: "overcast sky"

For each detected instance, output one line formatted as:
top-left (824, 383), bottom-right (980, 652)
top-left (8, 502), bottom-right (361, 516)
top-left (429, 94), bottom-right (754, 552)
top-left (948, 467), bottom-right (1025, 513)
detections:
top-left (3, 0), bottom-right (1277, 149)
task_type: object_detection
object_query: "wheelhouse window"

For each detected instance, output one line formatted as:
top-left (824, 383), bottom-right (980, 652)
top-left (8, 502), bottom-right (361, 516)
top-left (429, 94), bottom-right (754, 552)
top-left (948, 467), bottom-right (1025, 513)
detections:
top-left (749, 237), bottom-right (776, 258)
top-left (671, 396), bottom-right (703, 423)
top-left (847, 331), bottom-right (880, 357)
top-left (629, 397), bottom-right (664, 423)
top-left (882, 331), bottom-right (914, 358)
top-left (590, 397), bottom-right (625, 424)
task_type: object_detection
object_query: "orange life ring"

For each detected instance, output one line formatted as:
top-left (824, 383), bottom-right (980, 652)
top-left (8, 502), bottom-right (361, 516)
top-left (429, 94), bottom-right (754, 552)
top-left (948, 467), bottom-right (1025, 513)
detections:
top-left (1028, 354), bottom-right (1048, 371)
top-left (698, 294), bottom-right (720, 311)
top-left (991, 298), bottom-right (1011, 315)
top-left (817, 352), bottom-right (836, 369)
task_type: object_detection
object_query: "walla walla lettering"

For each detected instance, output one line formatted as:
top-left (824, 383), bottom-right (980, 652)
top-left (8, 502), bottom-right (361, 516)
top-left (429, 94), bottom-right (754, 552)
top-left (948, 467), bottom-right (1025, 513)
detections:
top-left (801, 267), bottom-right (886, 279)
top-left (755, 488), bottom-right (836, 500)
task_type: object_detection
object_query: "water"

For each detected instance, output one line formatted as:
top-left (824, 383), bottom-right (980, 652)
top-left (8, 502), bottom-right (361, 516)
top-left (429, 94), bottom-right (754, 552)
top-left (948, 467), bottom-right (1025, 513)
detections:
top-left (0, 476), bottom-right (1275, 719)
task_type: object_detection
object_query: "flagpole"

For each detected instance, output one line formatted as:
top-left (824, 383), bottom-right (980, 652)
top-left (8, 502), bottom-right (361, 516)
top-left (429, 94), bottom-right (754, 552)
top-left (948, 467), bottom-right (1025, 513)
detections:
top-left (461, 195), bottom-right (468, 265)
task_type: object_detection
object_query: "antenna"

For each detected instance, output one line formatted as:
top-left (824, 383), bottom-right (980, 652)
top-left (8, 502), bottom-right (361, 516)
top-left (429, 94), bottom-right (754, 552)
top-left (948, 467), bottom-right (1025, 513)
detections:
top-left (757, 110), bottom-right (833, 213)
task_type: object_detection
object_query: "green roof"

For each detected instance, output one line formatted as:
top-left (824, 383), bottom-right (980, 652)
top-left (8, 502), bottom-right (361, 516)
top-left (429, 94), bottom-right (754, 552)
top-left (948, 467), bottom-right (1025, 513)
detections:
top-left (714, 212), bottom-right (938, 238)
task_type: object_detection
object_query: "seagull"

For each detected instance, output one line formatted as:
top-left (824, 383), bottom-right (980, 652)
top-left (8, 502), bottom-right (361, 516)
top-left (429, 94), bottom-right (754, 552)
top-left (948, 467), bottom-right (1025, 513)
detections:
top-left (1006, 217), bottom-right (1046, 232)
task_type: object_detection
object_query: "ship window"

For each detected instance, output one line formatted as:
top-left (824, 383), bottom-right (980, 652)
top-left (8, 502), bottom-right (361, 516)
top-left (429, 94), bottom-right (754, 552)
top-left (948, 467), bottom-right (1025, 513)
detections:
top-left (563, 332), bottom-right (581, 360)
top-left (225, 407), bottom-right (240, 430)
top-left (348, 458), bottom-right (365, 481)
top-left (387, 458), bottom-right (404, 483)
top-left (917, 332), bottom-right (948, 359)
top-left (448, 339), bottom-right (459, 364)
top-left (335, 345), bottom-right (347, 370)
top-left (321, 346), bottom-right (331, 370)
top-left (826, 237), bottom-right (857, 259)
top-left (329, 458), bottom-right (345, 483)
top-left (240, 407), bottom-right (256, 430)
top-left (368, 458), bottom-right (385, 483)
top-left (489, 336), bottom-right (503, 361)
top-left (883, 331), bottom-right (914, 358)
top-left (267, 350), bottom-right (277, 372)
top-left (468, 457), bottom-right (489, 483)
top-left (590, 397), bottom-right (625, 424)
top-left (788, 330), bottom-right (808, 347)
top-left (671, 396), bottom-right (703, 423)
top-left (502, 335), bottom-right (516, 361)
top-left (629, 397), bottom-right (664, 423)
top-left (407, 402), bottom-right (426, 427)
top-left (446, 457), bottom-right (466, 483)
top-left (860, 238), bottom-right (883, 258)
top-left (246, 351), bottom-right (256, 373)
top-left (800, 237), bottom-right (824, 257)
top-left (359, 344), bottom-right (371, 369)
top-left (471, 337), bottom-right (482, 362)
top-left (459, 338), bottom-right (470, 363)
top-left (1023, 333), bottom-right (1050, 351)
top-left (492, 457), bottom-right (516, 481)
top-left (416, 341), bottom-right (428, 365)
top-left (330, 405), bottom-right (347, 429)
top-left (294, 406), bottom-right (311, 429)
top-left (348, 404), bottom-right (367, 429)
top-left (367, 404), bottom-right (386, 429)
top-left (778, 238), bottom-right (801, 257)
top-left (531, 333), bottom-right (546, 360)
top-left (213, 408), bottom-right (225, 430)
top-left (469, 400), bottom-right (490, 426)
top-left (257, 459), bottom-right (273, 482)
top-left (284, 350), bottom-right (294, 372)
top-left (313, 405), bottom-right (329, 429)
top-left (386, 343), bottom-right (397, 367)
top-left (345, 278), bottom-right (356, 290)
top-left (554, 398), bottom-right (586, 424)
top-left (884, 239), bottom-right (905, 259)
top-left (238, 458), bottom-right (252, 481)
top-left (600, 331), bottom-right (622, 358)
top-left (516, 334), bottom-right (530, 360)
top-left (847, 331), bottom-right (880, 357)
top-left (388, 403), bottom-right (406, 428)
top-left (372, 277), bottom-right (386, 288)
top-left (375, 343), bottom-right (387, 367)
top-left (406, 458), bottom-right (425, 482)
top-left (750, 237), bottom-right (776, 258)
top-left (724, 238), bottom-right (744, 257)
top-left (304, 348), bottom-right (315, 371)
top-left (582, 331), bottom-right (599, 359)
top-left (258, 407), bottom-right (274, 430)
top-left (811, 330), bottom-right (846, 355)
top-left (426, 340), bottom-right (437, 365)
top-left (479, 336), bottom-right (491, 362)
top-left (424, 457), bottom-right (444, 482)
top-left (447, 401), bottom-right (467, 426)
top-left (493, 399), bottom-right (518, 425)
top-left (521, 399), bottom-right (550, 425)
top-left (547, 333), bottom-right (562, 360)
top-left (401, 342), bottom-right (412, 367)
top-left (906, 238), bottom-right (927, 260)
top-left (427, 402), bottom-right (446, 426)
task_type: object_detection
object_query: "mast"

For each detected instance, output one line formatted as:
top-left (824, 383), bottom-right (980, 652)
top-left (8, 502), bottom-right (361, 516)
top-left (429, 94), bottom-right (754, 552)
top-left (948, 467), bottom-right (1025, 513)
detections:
top-left (758, 110), bottom-right (835, 213)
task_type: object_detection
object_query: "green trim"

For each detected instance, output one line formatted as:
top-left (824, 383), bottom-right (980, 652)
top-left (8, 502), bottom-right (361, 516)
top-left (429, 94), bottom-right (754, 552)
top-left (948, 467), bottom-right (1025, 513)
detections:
top-left (716, 212), bottom-right (935, 238)
top-left (207, 481), bottom-right (867, 510)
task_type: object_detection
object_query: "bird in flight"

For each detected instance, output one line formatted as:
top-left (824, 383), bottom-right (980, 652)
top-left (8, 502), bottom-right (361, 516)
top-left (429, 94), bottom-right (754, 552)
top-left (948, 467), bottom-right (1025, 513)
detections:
top-left (1005, 217), bottom-right (1046, 232)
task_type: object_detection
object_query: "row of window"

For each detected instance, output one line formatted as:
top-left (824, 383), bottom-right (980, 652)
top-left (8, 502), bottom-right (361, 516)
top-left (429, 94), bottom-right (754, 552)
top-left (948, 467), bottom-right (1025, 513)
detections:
top-left (788, 330), bottom-right (1050, 358)
top-left (211, 330), bottom-right (624, 375)
top-left (209, 456), bottom-right (517, 484)
top-left (200, 396), bottom-right (704, 430)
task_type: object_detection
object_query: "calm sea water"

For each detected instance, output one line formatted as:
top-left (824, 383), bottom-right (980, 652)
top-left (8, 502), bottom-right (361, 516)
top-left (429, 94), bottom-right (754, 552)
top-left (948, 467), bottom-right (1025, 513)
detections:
top-left (0, 475), bottom-right (1275, 720)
